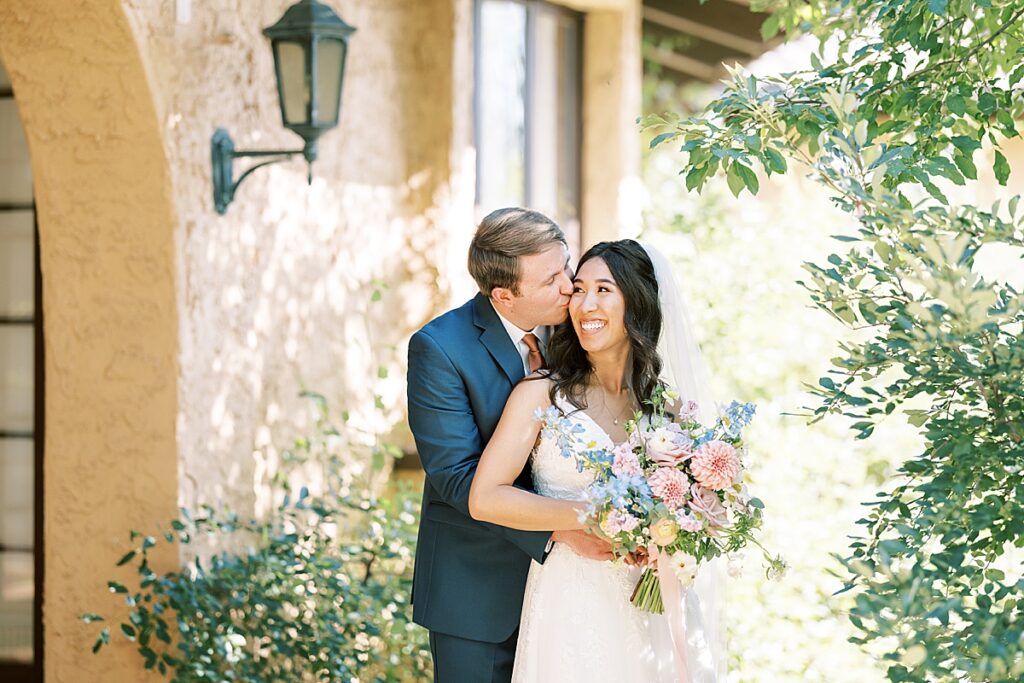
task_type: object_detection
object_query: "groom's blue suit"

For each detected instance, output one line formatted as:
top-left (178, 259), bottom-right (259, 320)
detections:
top-left (408, 293), bottom-right (552, 681)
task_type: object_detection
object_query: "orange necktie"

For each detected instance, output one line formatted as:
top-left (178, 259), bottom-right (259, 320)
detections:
top-left (522, 333), bottom-right (544, 373)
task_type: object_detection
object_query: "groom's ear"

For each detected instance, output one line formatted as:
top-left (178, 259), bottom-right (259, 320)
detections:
top-left (490, 286), bottom-right (515, 309)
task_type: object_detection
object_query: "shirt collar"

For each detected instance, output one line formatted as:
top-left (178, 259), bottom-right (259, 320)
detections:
top-left (490, 300), bottom-right (543, 346)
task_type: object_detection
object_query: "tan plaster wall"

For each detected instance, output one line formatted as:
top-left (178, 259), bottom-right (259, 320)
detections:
top-left (581, 0), bottom-right (643, 244)
top-left (120, 0), bottom-right (476, 516)
top-left (0, 2), bottom-right (179, 681)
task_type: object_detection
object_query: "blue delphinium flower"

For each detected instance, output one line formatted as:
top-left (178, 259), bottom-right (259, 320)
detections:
top-left (717, 400), bottom-right (757, 439)
top-left (534, 406), bottom-right (587, 460)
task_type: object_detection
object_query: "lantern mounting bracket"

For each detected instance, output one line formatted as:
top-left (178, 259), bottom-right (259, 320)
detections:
top-left (211, 128), bottom-right (317, 215)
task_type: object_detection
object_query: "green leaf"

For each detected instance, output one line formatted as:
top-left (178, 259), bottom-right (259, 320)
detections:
top-left (994, 150), bottom-right (1010, 186)
top-left (953, 152), bottom-right (978, 180)
top-left (735, 162), bottom-right (760, 195)
top-left (760, 13), bottom-right (781, 41)
top-left (120, 623), bottom-right (137, 640)
top-left (996, 110), bottom-right (1018, 137)
top-left (116, 550), bottom-right (137, 567)
top-left (92, 627), bottom-right (110, 654)
top-left (978, 91), bottom-right (997, 115)
top-left (945, 94), bottom-right (966, 116)
top-left (927, 0), bottom-right (948, 15)
top-left (649, 132), bottom-right (677, 149)
top-left (80, 613), bottom-right (106, 623)
top-left (950, 135), bottom-right (981, 153)
top-left (764, 148), bottom-right (787, 174)
top-left (726, 162), bottom-right (745, 197)
top-left (107, 581), bottom-right (128, 594)
top-left (684, 164), bottom-right (709, 192)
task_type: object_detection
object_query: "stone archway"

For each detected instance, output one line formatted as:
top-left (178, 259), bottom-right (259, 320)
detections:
top-left (0, 2), bottom-right (178, 680)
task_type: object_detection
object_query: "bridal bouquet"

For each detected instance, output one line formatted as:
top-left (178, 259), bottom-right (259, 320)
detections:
top-left (537, 386), bottom-right (785, 614)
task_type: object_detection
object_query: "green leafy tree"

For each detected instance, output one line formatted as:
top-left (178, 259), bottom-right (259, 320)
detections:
top-left (647, 1), bottom-right (1024, 680)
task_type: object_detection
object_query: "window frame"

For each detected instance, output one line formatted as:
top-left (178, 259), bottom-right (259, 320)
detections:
top-left (0, 80), bottom-right (45, 683)
top-left (472, 0), bottom-right (583, 242)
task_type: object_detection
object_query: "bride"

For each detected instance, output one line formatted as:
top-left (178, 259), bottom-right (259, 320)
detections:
top-left (468, 239), bottom-right (721, 682)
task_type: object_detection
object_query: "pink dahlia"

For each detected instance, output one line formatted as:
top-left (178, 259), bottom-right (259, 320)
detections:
top-left (690, 440), bottom-right (741, 490)
top-left (648, 467), bottom-right (691, 510)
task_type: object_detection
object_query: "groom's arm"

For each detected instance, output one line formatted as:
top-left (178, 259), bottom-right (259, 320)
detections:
top-left (407, 330), bottom-right (551, 563)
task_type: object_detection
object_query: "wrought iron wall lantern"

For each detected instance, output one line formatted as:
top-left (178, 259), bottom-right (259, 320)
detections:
top-left (212, 0), bottom-right (356, 215)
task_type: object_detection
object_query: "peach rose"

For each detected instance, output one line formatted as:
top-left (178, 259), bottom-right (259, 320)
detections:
top-left (649, 518), bottom-right (680, 547)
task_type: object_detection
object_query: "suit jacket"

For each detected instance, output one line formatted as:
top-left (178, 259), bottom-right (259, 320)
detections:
top-left (407, 293), bottom-right (551, 643)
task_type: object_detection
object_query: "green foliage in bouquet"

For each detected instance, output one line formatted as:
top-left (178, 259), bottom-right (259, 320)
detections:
top-left (646, 1), bottom-right (1024, 680)
top-left (81, 393), bottom-right (431, 682)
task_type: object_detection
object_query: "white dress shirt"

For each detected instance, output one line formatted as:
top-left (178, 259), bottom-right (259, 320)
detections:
top-left (491, 302), bottom-right (548, 375)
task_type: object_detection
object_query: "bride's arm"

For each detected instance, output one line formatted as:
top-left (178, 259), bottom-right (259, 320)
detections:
top-left (469, 378), bottom-right (586, 531)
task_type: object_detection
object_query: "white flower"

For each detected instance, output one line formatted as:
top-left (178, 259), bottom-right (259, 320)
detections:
top-left (670, 551), bottom-right (699, 587)
top-left (766, 558), bottom-right (789, 581)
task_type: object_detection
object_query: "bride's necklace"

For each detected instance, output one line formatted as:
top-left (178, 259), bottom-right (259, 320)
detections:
top-left (597, 386), bottom-right (635, 426)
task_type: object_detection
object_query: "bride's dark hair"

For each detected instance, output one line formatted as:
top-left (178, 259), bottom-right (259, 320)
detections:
top-left (544, 239), bottom-right (662, 415)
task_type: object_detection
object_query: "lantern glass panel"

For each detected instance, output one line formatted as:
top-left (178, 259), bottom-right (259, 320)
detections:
top-left (276, 40), bottom-right (310, 126)
top-left (314, 38), bottom-right (345, 126)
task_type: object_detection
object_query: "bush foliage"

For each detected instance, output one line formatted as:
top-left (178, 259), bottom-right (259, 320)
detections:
top-left (83, 394), bottom-right (431, 682)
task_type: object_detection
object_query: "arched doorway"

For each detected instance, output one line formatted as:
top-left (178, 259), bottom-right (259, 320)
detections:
top-left (0, 2), bottom-right (180, 679)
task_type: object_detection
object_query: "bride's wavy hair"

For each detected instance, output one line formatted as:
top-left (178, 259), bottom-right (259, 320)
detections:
top-left (544, 239), bottom-right (662, 415)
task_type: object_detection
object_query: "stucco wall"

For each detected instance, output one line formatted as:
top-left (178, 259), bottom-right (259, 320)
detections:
top-left (120, 0), bottom-right (476, 518)
top-left (0, 2), bottom-right (179, 681)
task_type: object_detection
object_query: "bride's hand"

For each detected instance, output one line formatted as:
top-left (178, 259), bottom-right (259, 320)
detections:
top-left (551, 529), bottom-right (614, 561)
top-left (623, 546), bottom-right (656, 568)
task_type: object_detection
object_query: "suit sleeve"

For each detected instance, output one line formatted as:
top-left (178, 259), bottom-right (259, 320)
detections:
top-left (407, 329), bottom-right (551, 562)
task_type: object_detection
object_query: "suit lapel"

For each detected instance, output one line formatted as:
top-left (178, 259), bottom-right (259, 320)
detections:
top-left (472, 293), bottom-right (525, 385)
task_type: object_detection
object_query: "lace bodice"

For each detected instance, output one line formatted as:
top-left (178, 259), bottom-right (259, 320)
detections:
top-left (530, 397), bottom-right (603, 501)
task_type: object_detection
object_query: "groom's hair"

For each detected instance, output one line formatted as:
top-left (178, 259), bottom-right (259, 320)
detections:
top-left (469, 207), bottom-right (566, 296)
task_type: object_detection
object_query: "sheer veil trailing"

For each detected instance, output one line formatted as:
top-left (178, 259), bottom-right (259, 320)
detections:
top-left (642, 242), bottom-right (727, 682)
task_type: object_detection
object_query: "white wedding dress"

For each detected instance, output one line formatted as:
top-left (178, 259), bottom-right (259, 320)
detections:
top-left (511, 394), bottom-right (719, 683)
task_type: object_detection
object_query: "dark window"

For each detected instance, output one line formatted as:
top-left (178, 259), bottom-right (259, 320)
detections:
top-left (474, 0), bottom-right (583, 256)
top-left (0, 57), bottom-right (43, 683)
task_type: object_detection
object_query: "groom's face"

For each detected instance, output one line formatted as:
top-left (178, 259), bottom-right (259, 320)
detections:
top-left (507, 242), bottom-right (574, 328)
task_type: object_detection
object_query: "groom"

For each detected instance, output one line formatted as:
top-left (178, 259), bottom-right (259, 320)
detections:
top-left (407, 207), bottom-right (613, 682)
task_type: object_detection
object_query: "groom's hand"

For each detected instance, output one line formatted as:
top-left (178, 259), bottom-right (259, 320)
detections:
top-left (550, 529), bottom-right (614, 561)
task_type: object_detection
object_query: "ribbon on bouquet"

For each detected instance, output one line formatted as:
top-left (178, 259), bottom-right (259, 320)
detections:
top-left (656, 550), bottom-right (690, 683)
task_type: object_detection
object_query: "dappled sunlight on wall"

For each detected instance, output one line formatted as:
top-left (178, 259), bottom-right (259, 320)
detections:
top-left (122, 0), bottom-right (472, 520)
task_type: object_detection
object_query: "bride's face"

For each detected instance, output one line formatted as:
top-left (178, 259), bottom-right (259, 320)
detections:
top-left (570, 257), bottom-right (628, 354)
